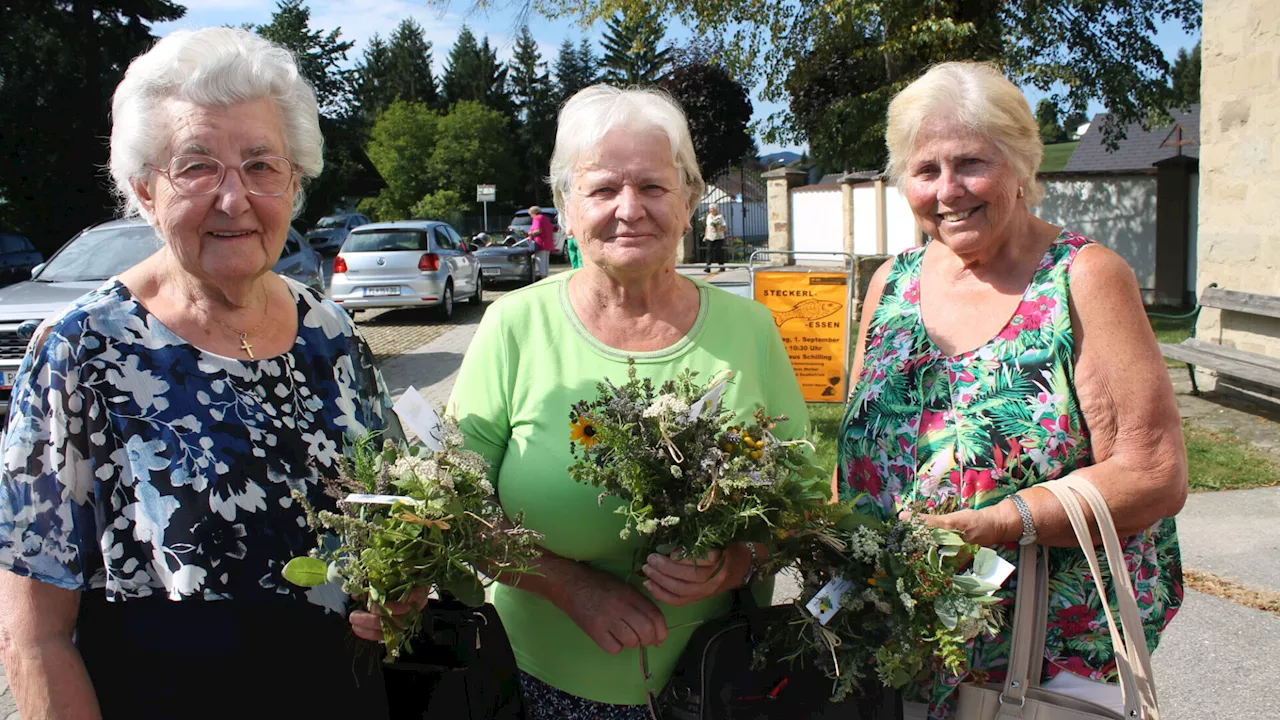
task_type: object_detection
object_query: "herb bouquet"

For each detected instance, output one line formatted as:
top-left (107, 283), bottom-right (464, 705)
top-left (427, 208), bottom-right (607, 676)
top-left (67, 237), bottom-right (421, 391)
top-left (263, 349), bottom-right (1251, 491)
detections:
top-left (567, 362), bottom-right (828, 570)
top-left (767, 501), bottom-right (1012, 701)
top-left (283, 422), bottom-right (542, 660)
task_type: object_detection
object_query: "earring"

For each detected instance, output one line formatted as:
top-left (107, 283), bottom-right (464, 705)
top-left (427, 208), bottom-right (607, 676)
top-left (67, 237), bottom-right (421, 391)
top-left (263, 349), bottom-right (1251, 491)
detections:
top-left (1016, 186), bottom-right (1025, 198)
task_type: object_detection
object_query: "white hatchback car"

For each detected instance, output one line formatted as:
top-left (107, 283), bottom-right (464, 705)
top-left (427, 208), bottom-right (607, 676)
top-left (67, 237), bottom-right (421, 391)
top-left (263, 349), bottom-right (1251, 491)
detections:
top-left (328, 220), bottom-right (482, 319)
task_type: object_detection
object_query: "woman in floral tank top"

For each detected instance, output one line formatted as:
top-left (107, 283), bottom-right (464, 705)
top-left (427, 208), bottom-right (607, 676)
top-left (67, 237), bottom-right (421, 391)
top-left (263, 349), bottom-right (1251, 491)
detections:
top-left (836, 62), bottom-right (1187, 719)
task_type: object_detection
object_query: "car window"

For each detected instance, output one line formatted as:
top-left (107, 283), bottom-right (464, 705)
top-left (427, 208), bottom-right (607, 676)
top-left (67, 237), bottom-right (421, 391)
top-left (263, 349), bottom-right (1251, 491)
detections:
top-left (508, 215), bottom-right (533, 229)
top-left (443, 225), bottom-right (463, 247)
top-left (344, 230), bottom-right (428, 253)
top-left (315, 216), bottom-right (346, 229)
top-left (432, 227), bottom-right (456, 250)
top-left (38, 225), bottom-right (162, 282)
top-left (283, 233), bottom-right (301, 256)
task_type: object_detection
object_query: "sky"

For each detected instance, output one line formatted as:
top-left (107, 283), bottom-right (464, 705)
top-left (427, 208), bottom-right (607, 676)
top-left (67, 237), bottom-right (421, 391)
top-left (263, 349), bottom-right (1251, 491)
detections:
top-left (149, 0), bottom-right (1202, 155)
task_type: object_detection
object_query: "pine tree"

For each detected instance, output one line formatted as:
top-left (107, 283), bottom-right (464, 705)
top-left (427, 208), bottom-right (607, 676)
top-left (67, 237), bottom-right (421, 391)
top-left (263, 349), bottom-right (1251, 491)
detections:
top-left (354, 34), bottom-right (392, 121)
top-left (385, 19), bottom-right (438, 108)
top-left (510, 25), bottom-right (557, 204)
top-left (599, 6), bottom-right (671, 86)
top-left (440, 27), bottom-right (512, 115)
top-left (575, 38), bottom-right (600, 88)
top-left (1170, 41), bottom-right (1201, 107)
top-left (255, 0), bottom-right (355, 117)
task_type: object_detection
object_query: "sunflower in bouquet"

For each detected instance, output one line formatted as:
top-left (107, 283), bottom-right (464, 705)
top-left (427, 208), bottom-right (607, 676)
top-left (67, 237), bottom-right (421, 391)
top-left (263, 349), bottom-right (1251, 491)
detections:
top-left (567, 361), bottom-right (827, 570)
top-left (283, 421), bottom-right (542, 660)
top-left (767, 500), bottom-right (1011, 701)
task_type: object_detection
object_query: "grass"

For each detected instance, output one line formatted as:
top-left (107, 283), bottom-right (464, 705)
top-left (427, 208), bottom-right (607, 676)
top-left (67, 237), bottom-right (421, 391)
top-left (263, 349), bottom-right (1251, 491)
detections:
top-left (1040, 141), bottom-right (1079, 172)
top-left (1147, 310), bottom-right (1196, 368)
top-left (1184, 419), bottom-right (1280, 492)
top-left (806, 402), bottom-right (845, 480)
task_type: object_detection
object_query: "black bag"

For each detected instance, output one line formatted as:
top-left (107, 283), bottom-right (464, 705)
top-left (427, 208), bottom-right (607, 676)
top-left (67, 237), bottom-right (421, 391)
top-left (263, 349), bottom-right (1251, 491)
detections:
top-left (382, 597), bottom-right (524, 720)
top-left (655, 592), bottom-right (902, 720)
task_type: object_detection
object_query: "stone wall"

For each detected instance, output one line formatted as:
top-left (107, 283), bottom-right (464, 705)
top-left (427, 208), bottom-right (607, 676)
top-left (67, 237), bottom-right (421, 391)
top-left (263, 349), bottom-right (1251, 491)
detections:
top-left (1196, 0), bottom-right (1280, 383)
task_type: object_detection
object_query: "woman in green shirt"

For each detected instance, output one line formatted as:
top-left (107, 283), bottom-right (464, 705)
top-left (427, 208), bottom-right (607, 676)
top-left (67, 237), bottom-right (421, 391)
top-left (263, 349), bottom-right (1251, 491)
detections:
top-left (448, 85), bottom-right (808, 719)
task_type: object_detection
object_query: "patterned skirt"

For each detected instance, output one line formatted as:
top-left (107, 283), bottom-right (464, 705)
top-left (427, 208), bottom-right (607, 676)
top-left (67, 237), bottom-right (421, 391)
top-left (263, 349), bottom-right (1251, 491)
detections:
top-left (520, 672), bottom-right (652, 720)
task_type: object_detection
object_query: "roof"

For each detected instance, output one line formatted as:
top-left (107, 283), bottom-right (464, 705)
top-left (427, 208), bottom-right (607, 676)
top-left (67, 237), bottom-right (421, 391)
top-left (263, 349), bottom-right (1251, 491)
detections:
top-left (705, 169), bottom-right (766, 202)
top-left (351, 220), bottom-right (449, 232)
top-left (1063, 105), bottom-right (1200, 173)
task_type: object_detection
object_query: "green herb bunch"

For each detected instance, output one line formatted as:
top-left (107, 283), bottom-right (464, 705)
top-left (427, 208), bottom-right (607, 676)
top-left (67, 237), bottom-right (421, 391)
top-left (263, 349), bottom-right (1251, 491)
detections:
top-left (763, 502), bottom-right (1006, 701)
top-left (566, 361), bottom-right (828, 567)
top-left (283, 424), bottom-right (542, 660)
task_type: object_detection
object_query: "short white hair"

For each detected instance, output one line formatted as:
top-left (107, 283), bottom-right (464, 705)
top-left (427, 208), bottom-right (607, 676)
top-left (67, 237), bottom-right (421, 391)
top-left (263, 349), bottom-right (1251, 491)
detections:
top-left (109, 27), bottom-right (324, 219)
top-left (886, 62), bottom-right (1044, 206)
top-left (549, 85), bottom-right (706, 220)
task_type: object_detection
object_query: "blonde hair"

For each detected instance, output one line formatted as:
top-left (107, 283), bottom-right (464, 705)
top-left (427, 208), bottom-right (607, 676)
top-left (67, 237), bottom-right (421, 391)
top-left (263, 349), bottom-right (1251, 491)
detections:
top-left (885, 61), bottom-right (1044, 206)
top-left (110, 27), bottom-right (324, 219)
top-left (549, 85), bottom-right (705, 222)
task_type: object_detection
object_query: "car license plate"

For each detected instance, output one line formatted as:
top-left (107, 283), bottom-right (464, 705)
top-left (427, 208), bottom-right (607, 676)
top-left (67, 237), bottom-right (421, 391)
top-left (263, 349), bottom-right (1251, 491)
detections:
top-left (364, 286), bottom-right (401, 297)
top-left (1, 370), bottom-right (16, 389)
top-left (481, 266), bottom-right (501, 276)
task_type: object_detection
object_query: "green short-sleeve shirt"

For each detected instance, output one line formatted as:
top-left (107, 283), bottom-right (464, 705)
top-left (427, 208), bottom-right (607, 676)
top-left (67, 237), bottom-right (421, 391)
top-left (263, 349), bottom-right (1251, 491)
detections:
top-left (447, 270), bottom-right (809, 704)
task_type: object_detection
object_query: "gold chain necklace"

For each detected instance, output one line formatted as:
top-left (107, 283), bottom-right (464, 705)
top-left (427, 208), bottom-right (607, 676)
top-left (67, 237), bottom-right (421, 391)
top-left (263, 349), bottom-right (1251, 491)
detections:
top-left (210, 286), bottom-right (270, 359)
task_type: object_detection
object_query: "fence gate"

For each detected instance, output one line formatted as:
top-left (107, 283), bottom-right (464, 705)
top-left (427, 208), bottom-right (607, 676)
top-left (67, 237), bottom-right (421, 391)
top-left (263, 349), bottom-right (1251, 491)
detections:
top-left (695, 166), bottom-right (768, 263)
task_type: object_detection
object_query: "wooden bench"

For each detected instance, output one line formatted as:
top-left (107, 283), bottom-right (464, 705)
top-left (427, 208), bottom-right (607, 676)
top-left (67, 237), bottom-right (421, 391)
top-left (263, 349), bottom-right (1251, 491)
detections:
top-left (1156, 284), bottom-right (1280, 395)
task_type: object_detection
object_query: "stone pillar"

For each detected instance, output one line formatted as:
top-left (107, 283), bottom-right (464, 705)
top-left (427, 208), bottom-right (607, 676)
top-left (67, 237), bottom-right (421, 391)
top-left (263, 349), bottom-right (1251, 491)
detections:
top-left (840, 175), bottom-right (856, 256)
top-left (873, 177), bottom-right (888, 254)
top-left (762, 167), bottom-right (809, 265)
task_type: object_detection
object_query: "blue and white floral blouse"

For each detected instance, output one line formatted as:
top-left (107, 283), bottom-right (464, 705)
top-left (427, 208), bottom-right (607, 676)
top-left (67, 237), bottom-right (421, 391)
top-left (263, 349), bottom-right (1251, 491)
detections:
top-left (0, 277), bottom-right (399, 715)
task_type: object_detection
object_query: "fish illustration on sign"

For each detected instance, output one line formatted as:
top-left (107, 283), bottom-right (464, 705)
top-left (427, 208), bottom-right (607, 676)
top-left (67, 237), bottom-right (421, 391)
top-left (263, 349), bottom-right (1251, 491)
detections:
top-left (773, 299), bottom-right (842, 327)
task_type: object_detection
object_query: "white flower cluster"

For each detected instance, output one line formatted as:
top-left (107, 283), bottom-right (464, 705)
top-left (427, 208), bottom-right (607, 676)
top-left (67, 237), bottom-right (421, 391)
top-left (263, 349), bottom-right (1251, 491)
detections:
top-left (391, 455), bottom-right (455, 492)
top-left (847, 526), bottom-right (882, 565)
top-left (643, 394), bottom-right (690, 419)
top-left (897, 577), bottom-right (917, 615)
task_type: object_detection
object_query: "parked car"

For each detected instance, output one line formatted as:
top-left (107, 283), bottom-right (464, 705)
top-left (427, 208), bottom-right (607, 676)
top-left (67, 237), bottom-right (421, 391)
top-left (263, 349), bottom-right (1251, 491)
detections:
top-left (472, 235), bottom-right (537, 286)
top-left (305, 213), bottom-right (370, 254)
top-left (506, 208), bottom-right (566, 259)
top-left (328, 220), bottom-right (482, 320)
top-left (0, 233), bottom-right (43, 289)
top-left (0, 218), bottom-right (325, 419)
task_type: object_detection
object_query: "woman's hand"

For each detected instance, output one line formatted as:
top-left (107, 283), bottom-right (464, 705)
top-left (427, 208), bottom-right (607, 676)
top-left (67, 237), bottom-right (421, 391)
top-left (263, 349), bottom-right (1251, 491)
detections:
top-left (641, 545), bottom-right (748, 607)
top-left (910, 501), bottom-right (1022, 548)
top-left (348, 587), bottom-right (431, 643)
top-left (549, 565), bottom-right (669, 654)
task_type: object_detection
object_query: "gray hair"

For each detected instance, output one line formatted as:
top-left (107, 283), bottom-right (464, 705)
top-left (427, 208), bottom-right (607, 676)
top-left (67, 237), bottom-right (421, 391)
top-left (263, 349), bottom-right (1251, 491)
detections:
top-left (885, 61), bottom-right (1044, 206)
top-left (548, 85), bottom-right (705, 222)
top-left (109, 27), bottom-right (324, 219)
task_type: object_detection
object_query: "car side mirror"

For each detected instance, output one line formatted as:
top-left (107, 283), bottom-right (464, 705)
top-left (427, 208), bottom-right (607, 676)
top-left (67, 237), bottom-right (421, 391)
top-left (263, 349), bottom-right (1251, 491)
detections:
top-left (30, 263), bottom-right (45, 279)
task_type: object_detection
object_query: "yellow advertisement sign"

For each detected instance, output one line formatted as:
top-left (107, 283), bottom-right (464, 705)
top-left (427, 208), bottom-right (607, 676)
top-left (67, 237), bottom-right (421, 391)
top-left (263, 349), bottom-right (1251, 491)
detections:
top-left (753, 271), bottom-right (849, 402)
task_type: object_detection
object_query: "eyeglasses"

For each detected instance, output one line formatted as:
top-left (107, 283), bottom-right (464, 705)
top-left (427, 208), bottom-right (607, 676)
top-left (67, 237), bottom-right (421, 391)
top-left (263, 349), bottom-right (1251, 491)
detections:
top-left (147, 154), bottom-right (299, 197)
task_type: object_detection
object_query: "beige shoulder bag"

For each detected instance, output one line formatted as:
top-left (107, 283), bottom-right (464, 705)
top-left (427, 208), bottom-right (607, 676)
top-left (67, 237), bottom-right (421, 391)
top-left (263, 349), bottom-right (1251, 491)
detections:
top-left (955, 476), bottom-right (1160, 720)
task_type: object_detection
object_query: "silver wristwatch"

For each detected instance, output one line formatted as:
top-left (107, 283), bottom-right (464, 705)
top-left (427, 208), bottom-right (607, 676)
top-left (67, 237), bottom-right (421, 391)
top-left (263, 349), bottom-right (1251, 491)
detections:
top-left (1009, 493), bottom-right (1038, 546)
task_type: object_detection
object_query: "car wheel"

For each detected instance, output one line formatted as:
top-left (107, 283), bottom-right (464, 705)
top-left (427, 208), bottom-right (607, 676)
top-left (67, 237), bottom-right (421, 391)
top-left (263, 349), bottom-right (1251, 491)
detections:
top-left (470, 274), bottom-right (484, 306)
top-left (524, 259), bottom-right (536, 286)
top-left (346, 308), bottom-right (358, 320)
top-left (437, 281), bottom-right (454, 320)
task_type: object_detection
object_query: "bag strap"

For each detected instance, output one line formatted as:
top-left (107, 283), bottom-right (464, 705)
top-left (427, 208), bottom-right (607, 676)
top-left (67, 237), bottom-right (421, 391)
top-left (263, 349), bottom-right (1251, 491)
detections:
top-left (1044, 477), bottom-right (1160, 719)
top-left (997, 541), bottom-right (1043, 711)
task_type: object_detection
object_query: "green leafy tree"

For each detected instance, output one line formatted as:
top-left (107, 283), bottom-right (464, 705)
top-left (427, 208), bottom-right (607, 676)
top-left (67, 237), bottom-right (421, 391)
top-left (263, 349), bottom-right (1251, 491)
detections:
top-left (659, 50), bottom-right (754, 182)
top-left (361, 102), bottom-right (442, 220)
top-left (254, 0), bottom-right (355, 118)
top-left (600, 6), bottom-right (672, 85)
top-left (0, 0), bottom-right (184, 254)
top-left (511, 26), bottom-right (558, 204)
top-left (440, 27), bottom-right (513, 115)
top-left (429, 101), bottom-right (516, 214)
top-left (525, 0), bottom-right (1200, 157)
top-left (1036, 98), bottom-right (1066, 145)
top-left (410, 189), bottom-right (467, 222)
top-left (1170, 41), bottom-right (1200, 107)
top-left (1062, 110), bottom-right (1090, 139)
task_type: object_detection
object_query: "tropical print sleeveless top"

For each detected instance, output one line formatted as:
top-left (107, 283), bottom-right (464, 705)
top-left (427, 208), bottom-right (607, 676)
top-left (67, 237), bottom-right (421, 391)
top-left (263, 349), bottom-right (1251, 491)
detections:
top-left (836, 232), bottom-right (1183, 717)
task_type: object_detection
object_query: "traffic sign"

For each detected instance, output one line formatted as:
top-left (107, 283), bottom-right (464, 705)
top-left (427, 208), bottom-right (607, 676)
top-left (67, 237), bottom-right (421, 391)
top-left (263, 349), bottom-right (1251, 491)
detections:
top-left (476, 184), bottom-right (496, 202)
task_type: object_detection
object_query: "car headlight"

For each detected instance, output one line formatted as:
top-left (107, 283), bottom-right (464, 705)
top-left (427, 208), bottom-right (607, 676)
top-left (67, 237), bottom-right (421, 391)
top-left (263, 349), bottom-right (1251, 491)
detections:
top-left (509, 255), bottom-right (525, 264)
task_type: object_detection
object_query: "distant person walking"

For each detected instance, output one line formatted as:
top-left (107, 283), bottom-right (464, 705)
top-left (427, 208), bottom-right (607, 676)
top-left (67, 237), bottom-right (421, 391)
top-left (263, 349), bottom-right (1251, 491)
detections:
top-left (703, 204), bottom-right (727, 273)
top-left (528, 205), bottom-right (556, 278)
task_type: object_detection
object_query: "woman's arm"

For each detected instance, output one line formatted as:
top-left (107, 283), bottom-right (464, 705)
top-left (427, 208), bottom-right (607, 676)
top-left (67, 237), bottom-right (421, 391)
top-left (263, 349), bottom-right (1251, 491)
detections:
top-left (924, 245), bottom-right (1188, 546)
top-left (0, 573), bottom-right (100, 720)
top-left (831, 261), bottom-right (893, 500)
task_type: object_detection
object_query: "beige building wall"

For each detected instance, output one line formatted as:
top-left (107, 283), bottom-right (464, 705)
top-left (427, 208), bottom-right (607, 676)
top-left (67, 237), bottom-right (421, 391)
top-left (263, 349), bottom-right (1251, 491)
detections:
top-left (1196, 0), bottom-right (1280, 370)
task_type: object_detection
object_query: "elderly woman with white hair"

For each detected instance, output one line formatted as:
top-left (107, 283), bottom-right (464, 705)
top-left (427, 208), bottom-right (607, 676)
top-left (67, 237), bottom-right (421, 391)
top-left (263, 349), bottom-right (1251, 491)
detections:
top-left (448, 85), bottom-right (808, 718)
top-left (835, 61), bottom-right (1186, 719)
top-left (0, 28), bottom-right (406, 718)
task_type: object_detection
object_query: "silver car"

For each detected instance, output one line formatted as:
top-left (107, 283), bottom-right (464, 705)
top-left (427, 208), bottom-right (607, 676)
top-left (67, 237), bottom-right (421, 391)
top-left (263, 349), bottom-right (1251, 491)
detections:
top-left (328, 220), bottom-right (482, 319)
top-left (0, 218), bottom-right (325, 418)
top-left (472, 236), bottom-right (537, 286)
top-left (305, 213), bottom-right (370, 254)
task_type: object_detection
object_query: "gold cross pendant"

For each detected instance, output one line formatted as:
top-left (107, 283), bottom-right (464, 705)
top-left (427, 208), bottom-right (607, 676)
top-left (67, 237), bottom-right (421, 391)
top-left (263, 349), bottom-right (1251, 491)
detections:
top-left (238, 334), bottom-right (255, 359)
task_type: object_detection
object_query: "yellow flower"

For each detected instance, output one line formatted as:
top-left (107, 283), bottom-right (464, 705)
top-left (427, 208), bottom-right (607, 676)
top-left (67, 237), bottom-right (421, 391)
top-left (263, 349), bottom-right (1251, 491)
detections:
top-left (570, 415), bottom-right (600, 447)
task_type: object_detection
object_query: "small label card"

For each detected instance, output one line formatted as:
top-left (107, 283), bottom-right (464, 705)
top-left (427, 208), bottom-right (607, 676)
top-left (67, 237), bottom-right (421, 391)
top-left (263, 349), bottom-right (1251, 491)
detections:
top-left (687, 373), bottom-right (731, 422)
top-left (805, 575), bottom-right (855, 625)
top-left (975, 552), bottom-right (1017, 594)
top-left (393, 386), bottom-right (445, 451)
top-left (342, 493), bottom-right (415, 505)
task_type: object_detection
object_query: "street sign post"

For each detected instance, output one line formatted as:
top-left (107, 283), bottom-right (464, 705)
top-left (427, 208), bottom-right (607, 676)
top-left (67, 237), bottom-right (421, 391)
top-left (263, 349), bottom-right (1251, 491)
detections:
top-left (476, 184), bottom-right (496, 231)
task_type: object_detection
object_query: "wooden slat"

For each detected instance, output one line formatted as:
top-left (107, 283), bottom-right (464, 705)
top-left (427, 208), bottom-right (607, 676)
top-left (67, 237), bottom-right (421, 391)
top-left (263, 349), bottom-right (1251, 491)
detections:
top-left (1199, 288), bottom-right (1280, 320)
top-left (1159, 339), bottom-right (1280, 389)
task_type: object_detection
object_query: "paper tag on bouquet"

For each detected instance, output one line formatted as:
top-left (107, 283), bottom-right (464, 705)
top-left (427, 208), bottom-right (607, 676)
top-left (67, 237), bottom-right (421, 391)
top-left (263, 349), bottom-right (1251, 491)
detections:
top-left (687, 372), bottom-right (732, 422)
top-left (393, 386), bottom-right (445, 451)
top-left (972, 548), bottom-right (1017, 594)
top-left (342, 493), bottom-right (415, 506)
top-left (805, 576), bottom-right (855, 625)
